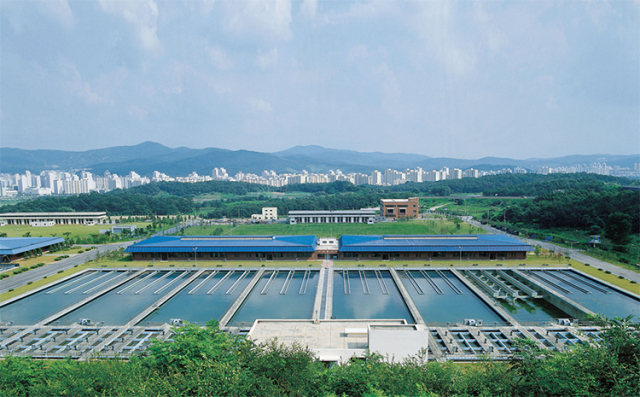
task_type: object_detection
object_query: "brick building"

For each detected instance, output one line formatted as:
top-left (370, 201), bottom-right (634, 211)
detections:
top-left (380, 197), bottom-right (420, 219)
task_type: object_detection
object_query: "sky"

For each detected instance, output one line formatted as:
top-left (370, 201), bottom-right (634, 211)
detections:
top-left (1, 0), bottom-right (638, 159)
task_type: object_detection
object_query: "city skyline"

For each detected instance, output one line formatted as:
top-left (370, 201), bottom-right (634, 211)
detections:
top-left (1, 1), bottom-right (638, 158)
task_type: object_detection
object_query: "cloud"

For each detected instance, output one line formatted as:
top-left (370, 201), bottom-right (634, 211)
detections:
top-left (257, 48), bottom-right (279, 70)
top-left (98, 0), bottom-right (161, 54)
top-left (347, 45), bottom-right (370, 64)
top-left (409, 1), bottom-right (477, 77)
top-left (128, 104), bottom-right (148, 119)
top-left (299, 0), bottom-right (318, 19)
top-left (221, 0), bottom-right (292, 41)
top-left (40, 0), bottom-right (74, 28)
top-left (372, 63), bottom-right (401, 116)
top-left (58, 59), bottom-right (109, 104)
top-left (249, 98), bottom-right (273, 112)
top-left (202, 0), bottom-right (217, 15)
top-left (208, 46), bottom-right (234, 70)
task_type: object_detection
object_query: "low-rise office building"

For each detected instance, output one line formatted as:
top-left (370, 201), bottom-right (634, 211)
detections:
top-left (125, 235), bottom-right (319, 261)
top-left (251, 207), bottom-right (278, 222)
top-left (0, 212), bottom-right (107, 226)
top-left (99, 225), bottom-right (138, 235)
top-left (288, 210), bottom-right (376, 224)
top-left (380, 198), bottom-right (420, 219)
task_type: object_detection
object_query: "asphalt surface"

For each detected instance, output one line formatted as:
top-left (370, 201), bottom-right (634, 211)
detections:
top-left (465, 217), bottom-right (640, 284)
top-left (0, 241), bottom-right (135, 294)
top-left (0, 221), bottom-right (200, 295)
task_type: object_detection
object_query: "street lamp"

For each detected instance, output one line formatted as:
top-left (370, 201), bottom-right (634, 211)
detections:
top-left (194, 247), bottom-right (198, 267)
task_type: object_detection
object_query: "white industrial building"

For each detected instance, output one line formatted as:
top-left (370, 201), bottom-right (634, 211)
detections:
top-left (0, 212), bottom-right (107, 226)
top-left (288, 210), bottom-right (376, 224)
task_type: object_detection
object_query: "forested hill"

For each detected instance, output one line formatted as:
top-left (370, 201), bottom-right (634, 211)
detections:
top-left (125, 173), bottom-right (634, 198)
top-left (0, 174), bottom-right (635, 216)
top-left (0, 191), bottom-right (193, 216)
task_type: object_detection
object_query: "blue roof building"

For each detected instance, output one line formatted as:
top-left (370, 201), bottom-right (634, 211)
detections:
top-left (125, 234), bottom-right (532, 262)
top-left (338, 235), bottom-right (532, 260)
top-left (125, 235), bottom-right (319, 261)
top-left (0, 237), bottom-right (65, 262)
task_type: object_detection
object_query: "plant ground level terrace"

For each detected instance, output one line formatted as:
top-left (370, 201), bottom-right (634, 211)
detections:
top-left (125, 234), bottom-right (532, 261)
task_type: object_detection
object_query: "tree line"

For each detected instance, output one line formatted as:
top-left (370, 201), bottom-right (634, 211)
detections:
top-left (503, 189), bottom-right (639, 245)
top-left (1, 174), bottom-right (635, 217)
top-left (1, 317), bottom-right (637, 397)
top-left (0, 191), bottom-right (194, 216)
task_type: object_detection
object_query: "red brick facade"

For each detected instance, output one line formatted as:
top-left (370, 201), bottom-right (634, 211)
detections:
top-left (380, 197), bottom-right (420, 219)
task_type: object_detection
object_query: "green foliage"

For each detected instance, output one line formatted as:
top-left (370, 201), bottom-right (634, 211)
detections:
top-left (509, 316), bottom-right (640, 397)
top-left (605, 212), bottom-right (633, 248)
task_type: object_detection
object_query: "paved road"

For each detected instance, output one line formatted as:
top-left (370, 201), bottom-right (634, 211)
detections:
top-left (0, 241), bottom-right (136, 295)
top-left (0, 221), bottom-right (200, 295)
top-left (465, 218), bottom-right (640, 284)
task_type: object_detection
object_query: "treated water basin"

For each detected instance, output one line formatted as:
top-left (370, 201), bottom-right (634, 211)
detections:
top-left (529, 270), bottom-right (640, 319)
top-left (498, 298), bottom-right (570, 323)
top-left (55, 270), bottom-right (188, 326)
top-left (228, 269), bottom-right (319, 328)
top-left (331, 269), bottom-right (414, 323)
top-left (0, 270), bottom-right (132, 326)
top-left (141, 270), bottom-right (254, 326)
top-left (399, 269), bottom-right (504, 324)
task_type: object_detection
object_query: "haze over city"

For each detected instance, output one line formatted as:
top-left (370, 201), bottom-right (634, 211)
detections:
top-left (1, 0), bottom-right (639, 159)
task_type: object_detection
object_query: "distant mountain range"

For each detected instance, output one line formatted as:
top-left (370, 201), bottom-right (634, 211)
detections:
top-left (1, 142), bottom-right (638, 177)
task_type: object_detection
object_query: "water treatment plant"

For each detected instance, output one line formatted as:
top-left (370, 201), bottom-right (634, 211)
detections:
top-left (1, 261), bottom-right (638, 363)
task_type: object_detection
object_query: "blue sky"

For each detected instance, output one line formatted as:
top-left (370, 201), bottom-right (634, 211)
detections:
top-left (1, 0), bottom-right (638, 159)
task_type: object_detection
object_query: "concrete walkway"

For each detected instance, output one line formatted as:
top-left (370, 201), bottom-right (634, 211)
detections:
top-left (465, 218), bottom-right (640, 283)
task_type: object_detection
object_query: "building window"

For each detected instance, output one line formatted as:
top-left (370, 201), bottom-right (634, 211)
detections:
top-left (399, 209), bottom-right (406, 215)
top-left (387, 208), bottom-right (394, 214)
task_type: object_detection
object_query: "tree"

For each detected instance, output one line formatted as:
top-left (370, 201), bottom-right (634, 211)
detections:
top-left (605, 212), bottom-right (632, 249)
top-left (534, 244), bottom-right (542, 257)
top-left (22, 232), bottom-right (31, 237)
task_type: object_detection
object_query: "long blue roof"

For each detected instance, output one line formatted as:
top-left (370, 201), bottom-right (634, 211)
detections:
top-left (125, 235), bottom-right (318, 253)
top-left (0, 237), bottom-right (65, 255)
top-left (339, 235), bottom-right (533, 252)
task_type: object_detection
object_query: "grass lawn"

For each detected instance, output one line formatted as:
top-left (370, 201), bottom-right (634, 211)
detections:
top-left (0, 223), bottom-right (151, 240)
top-left (181, 219), bottom-right (487, 237)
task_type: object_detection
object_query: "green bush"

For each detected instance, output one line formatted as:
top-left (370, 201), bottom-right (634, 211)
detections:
top-left (0, 317), bottom-right (637, 397)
